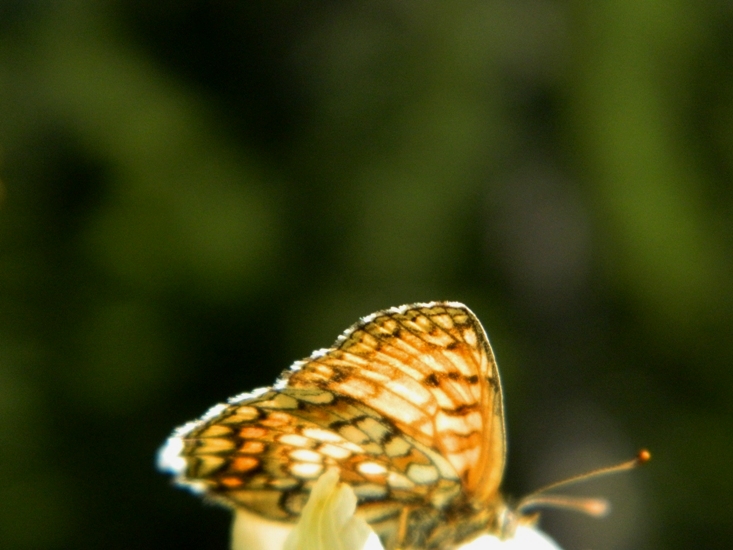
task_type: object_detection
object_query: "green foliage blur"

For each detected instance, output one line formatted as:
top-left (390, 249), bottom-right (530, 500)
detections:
top-left (1, 2), bottom-right (731, 549)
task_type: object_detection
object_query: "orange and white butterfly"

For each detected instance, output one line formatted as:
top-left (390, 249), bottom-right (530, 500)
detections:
top-left (158, 302), bottom-right (642, 550)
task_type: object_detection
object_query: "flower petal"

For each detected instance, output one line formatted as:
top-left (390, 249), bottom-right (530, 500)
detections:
top-left (231, 507), bottom-right (292, 550)
top-left (284, 469), bottom-right (372, 550)
top-left (458, 526), bottom-right (563, 550)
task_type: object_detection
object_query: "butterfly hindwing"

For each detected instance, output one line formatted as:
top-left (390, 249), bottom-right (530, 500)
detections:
top-left (171, 387), bottom-right (462, 520)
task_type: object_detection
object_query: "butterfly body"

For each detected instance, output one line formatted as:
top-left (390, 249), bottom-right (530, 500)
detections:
top-left (160, 302), bottom-right (510, 550)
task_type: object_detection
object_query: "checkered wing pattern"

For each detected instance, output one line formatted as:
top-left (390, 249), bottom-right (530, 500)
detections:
top-left (159, 302), bottom-right (507, 550)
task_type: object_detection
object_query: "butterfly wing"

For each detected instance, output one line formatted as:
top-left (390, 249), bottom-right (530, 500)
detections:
top-left (285, 302), bottom-right (506, 505)
top-left (159, 301), bottom-right (506, 543)
top-left (161, 386), bottom-right (463, 540)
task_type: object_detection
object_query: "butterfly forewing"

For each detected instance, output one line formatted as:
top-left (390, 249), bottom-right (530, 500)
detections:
top-left (161, 302), bottom-right (507, 549)
top-left (285, 303), bottom-right (505, 503)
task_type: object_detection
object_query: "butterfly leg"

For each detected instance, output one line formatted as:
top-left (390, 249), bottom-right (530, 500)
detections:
top-left (393, 505), bottom-right (418, 550)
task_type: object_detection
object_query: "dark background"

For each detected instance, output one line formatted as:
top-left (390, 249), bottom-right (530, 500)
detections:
top-left (1, 1), bottom-right (732, 549)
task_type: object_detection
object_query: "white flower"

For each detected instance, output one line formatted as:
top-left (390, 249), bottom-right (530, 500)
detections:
top-left (454, 527), bottom-right (561, 550)
top-left (231, 471), bottom-right (562, 550)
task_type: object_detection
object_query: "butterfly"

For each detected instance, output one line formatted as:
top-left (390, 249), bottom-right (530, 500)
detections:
top-left (158, 302), bottom-right (574, 549)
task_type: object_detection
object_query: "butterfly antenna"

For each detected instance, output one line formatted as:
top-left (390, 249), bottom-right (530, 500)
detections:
top-left (516, 449), bottom-right (650, 518)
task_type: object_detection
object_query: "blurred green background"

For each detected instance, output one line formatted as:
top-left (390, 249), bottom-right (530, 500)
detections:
top-left (1, 1), bottom-right (731, 549)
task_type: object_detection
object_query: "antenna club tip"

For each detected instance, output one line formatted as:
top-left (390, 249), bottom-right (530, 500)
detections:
top-left (637, 449), bottom-right (651, 464)
top-left (586, 499), bottom-right (611, 518)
